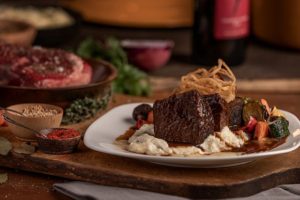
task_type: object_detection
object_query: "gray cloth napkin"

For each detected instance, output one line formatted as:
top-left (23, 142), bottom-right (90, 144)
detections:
top-left (53, 181), bottom-right (300, 200)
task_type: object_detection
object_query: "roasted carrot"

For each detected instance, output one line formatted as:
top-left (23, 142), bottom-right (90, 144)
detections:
top-left (261, 99), bottom-right (271, 115)
top-left (254, 121), bottom-right (269, 141)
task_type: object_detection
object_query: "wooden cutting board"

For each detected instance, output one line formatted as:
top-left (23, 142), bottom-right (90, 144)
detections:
top-left (0, 92), bottom-right (300, 199)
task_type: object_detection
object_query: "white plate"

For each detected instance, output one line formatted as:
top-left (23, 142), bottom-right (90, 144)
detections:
top-left (84, 103), bottom-right (300, 168)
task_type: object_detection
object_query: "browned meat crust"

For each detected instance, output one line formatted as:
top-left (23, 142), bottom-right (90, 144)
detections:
top-left (204, 94), bottom-right (229, 131)
top-left (153, 90), bottom-right (214, 145)
top-left (228, 97), bottom-right (245, 130)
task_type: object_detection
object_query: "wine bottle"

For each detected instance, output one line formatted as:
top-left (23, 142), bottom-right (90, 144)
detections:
top-left (192, 0), bottom-right (249, 66)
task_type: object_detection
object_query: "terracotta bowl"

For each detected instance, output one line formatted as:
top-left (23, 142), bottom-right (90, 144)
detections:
top-left (0, 19), bottom-right (36, 46)
top-left (5, 103), bottom-right (63, 141)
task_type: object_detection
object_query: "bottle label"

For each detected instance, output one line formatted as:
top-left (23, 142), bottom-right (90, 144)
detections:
top-left (214, 0), bottom-right (249, 39)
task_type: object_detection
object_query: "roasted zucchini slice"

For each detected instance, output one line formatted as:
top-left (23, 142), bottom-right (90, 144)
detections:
top-left (243, 101), bottom-right (264, 124)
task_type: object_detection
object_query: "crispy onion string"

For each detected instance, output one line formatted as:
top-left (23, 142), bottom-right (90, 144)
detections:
top-left (176, 59), bottom-right (236, 102)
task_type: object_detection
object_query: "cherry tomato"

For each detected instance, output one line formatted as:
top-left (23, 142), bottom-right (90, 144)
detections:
top-left (0, 111), bottom-right (6, 127)
top-left (147, 111), bottom-right (154, 124)
top-left (135, 119), bottom-right (148, 129)
top-left (242, 116), bottom-right (257, 133)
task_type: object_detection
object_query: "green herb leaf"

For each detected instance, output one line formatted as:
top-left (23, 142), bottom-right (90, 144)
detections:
top-left (0, 173), bottom-right (8, 184)
top-left (77, 37), bottom-right (151, 96)
top-left (0, 137), bottom-right (12, 156)
top-left (13, 142), bottom-right (35, 155)
top-left (62, 94), bottom-right (110, 125)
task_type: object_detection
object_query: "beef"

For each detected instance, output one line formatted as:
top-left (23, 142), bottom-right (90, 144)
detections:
top-left (0, 43), bottom-right (92, 88)
top-left (204, 94), bottom-right (229, 131)
top-left (153, 90), bottom-right (214, 145)
top-left (228, 97), bottom-right (245, 130)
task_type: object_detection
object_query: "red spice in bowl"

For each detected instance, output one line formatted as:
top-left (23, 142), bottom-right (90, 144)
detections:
top-left (37, 128), bottom-right (81, 154)
top-left (46, 128), bottom-right (80, 140)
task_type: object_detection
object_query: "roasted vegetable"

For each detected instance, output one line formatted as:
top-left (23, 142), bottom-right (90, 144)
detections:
top-left (242, 116), bottom-right (257, 133)
top-left (254, 121), bottom-right (269, 141)
top-left (0, 111), bottom-right (5, 126)
top-left (260, 99), bottom-right (271, 119)
top-left (132, 104), bottom-right (152, 121)
top-left (268, 116), bottom-right (290, 138)
top-left (147, 111), bottom-right (154, 124)
top-left (243, 101), bottom-right (264, 124)
top-left (260, 99), bottom-right (271, 115)
top-left (135, 119), bottom-right (148, 129)
top-left (271, 106), bottom-right (284, 117)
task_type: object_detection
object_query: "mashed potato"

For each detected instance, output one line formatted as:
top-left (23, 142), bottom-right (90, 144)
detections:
top-left (126, 124), bottom-right (249, 157)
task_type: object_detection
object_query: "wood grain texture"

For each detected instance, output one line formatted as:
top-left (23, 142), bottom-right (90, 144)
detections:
top-left (0, 93), bottom-right (299, 199)
top-left (0, 168), bottom-right (71, 200)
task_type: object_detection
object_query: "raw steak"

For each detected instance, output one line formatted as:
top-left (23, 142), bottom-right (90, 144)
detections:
top-left (0, 43), bottom-right (92, 88)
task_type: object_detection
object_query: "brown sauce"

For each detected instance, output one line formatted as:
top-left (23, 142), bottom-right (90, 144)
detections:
top-left (230, 137), bottom-right (287, 154)
top-left (169, 137), bottom-right (286, 154)
top-left (115, 127), bottom-right (136, 141)
top-left (116, 128), bottom-right (287, 154)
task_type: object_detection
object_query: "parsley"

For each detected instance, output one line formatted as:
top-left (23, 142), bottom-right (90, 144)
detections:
top-left (62, 95), bottom-right (110, 125)
top-left (77, 37), bottom-right (151, 96)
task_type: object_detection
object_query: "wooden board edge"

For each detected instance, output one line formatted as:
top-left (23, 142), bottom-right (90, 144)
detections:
top-left (1, 153), bottom-right (300, 199)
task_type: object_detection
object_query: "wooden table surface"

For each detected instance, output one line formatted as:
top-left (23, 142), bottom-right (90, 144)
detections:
top-left (0, 91), bottom-right (299, 200)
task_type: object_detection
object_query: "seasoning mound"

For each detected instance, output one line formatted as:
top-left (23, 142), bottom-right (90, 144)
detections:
top-left (46, 128), bottom-right (80, 140)
top-left (22, 105), bottom-right (58, 117)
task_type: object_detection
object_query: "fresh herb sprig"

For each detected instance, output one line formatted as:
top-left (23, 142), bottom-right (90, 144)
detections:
top-left (62, 96), bottom-right (109, 125)
top-left (77, 38), bottom-right (151, 96)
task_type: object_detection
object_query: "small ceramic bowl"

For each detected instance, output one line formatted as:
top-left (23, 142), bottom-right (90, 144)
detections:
top-left (5, 103), bottom-right (63, 141)
top-left (121, 39), bottom-right (174, 71)
top-left (36, 128), bottom-right (81, 154)
top-left (0, 19), bottom-right (36, 46)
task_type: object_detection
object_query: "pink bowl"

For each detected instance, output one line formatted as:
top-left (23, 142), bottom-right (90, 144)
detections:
top-left (121, 40), bottom-right (174, 71)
